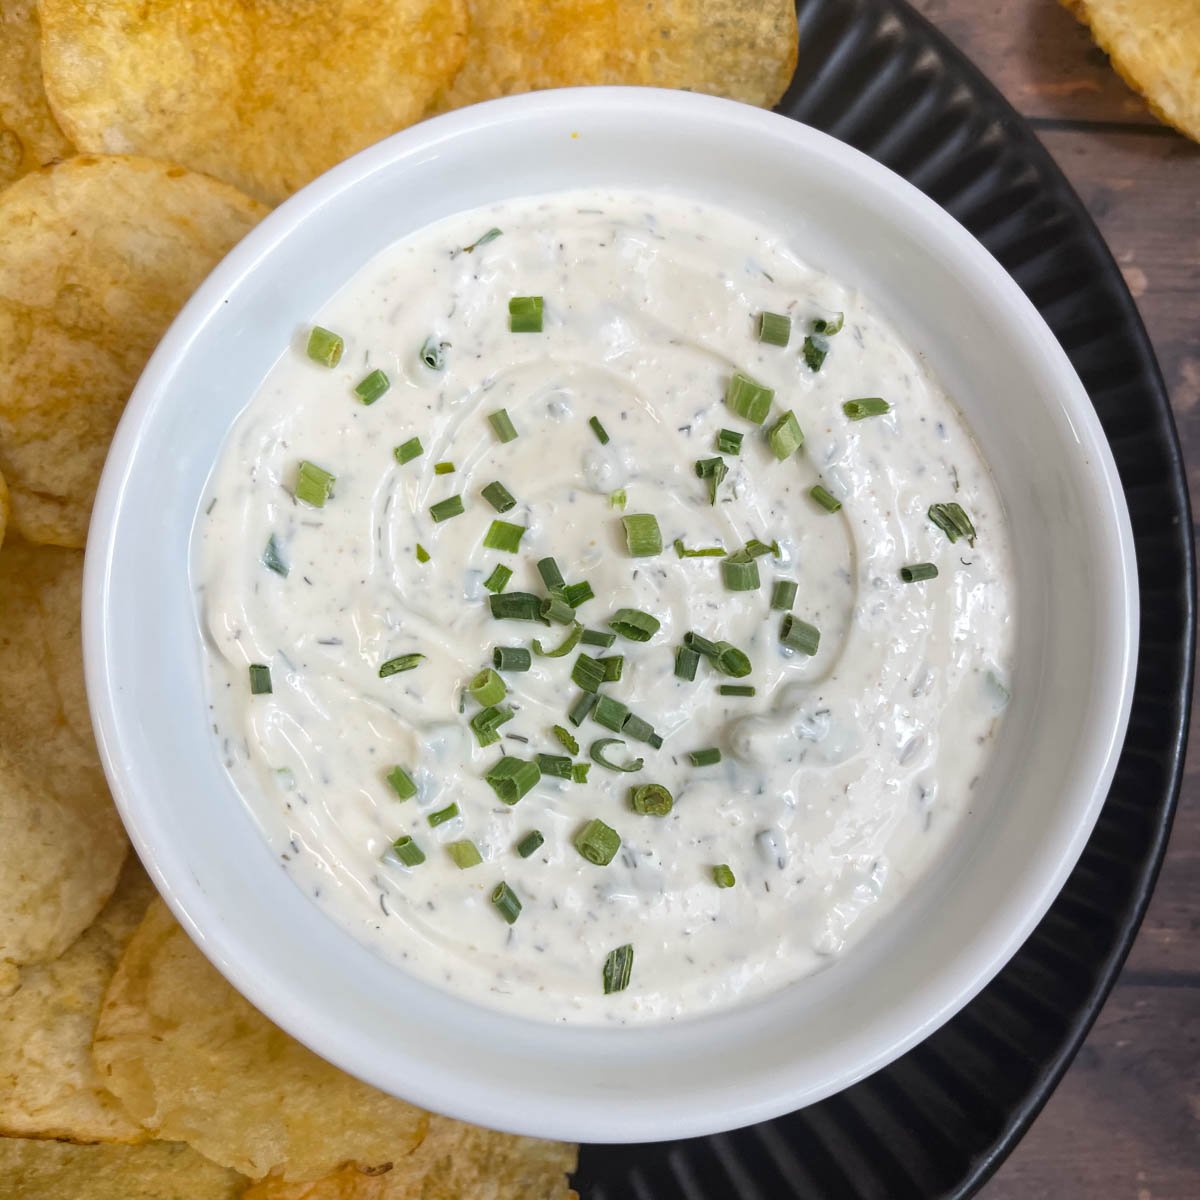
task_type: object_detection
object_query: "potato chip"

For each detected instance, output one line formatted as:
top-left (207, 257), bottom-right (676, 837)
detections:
top-left (39, 1), bottom-right (470, 204)
top-left (0, 467), bottom-right (9, 549)
top-left (1, 858), bottom-right (155, 1141)
top-left (0, 0), bottom-right (74, 186)
top-left (0, 156), bottom-right (265, 547)
top-left (438, 0), bottom-right (797, 113)
top-left (0, 1136), bottom-right (248, 1199)
top-left (93, 899), bottom-right (430, 1180)
top-left (242, 1114), bottom-right (578, 1200)
top-left (0, 540), bottom-right (128, 967)
top-left (1061, 0), bottom-right (1200, 141)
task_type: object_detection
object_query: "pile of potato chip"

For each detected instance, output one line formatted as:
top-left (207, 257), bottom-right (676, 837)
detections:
top-left (0, 0), bottom-right (797, 1193)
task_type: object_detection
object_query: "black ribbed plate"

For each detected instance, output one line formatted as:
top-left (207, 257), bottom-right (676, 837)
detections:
top-left (572, 1), bottom-right (1195, 1196)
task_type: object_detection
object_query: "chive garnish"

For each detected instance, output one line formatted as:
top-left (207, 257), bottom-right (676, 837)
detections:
top-left (757, 311), bottom-right (792, 347)
top-left (462, 227), bottom-right (502, 254)
top-left (491, 881), bottom-right (522, 923)
top-left (516, 830), bottom-right (544, 858)
top-left (561, 581), bottom-right (595, 609)
top-left (305, 326), bottom-right (343, 367)
top-left (695, 456), bottom-right (728, 505)
top-left (721, 550), bottom-right (760, 592)
top-left (780, 614), bottom-right (821, 656)
top-left (928, 501), bottom-right (977, 546)
top-left (901, 562), bottom-right (939, 582)
top-left (674, 538), bottom-right (726, 558)
top-left (713, 864), bottom-right (736, 888)
top-left (843, 397), bottom-right (890, 420)
top-left (483, 564), bottom-right (513, 594)
top-left (603, 944), bottom-right (634, 994)
top-left (493, 645), bottom-right (531, 672)
top-left (810, 484), bottom-right (841, 512)
top-left (571, 653), bottom-right (605, 694)
top-left (248, 664), bottom-right (272, 695)
top-left (714, 641), bottom-right (752, 677)
top-left (379, 653), bottom-right (424, 678)
top-left (812, 312), bottom-right (844, 335)
top-left (568, 692), bottom-right (599, 726)
top-left (508, 296), bottom-right (544, 333)
top-left (572, 762), bottom-right (591, 783)
top-left (469, 667), bottom-right (506, 706)
top-left (609, 608), bottom-right (660, 643)
top-left (684, 631), bottom-right (720, 658)
top-left (719, 685), bottom-right (756, 697)
top-left (391, 836), bottom-right (425, 867)
top-left (295, 460), bottom-right (335, 508)
top-left (553, 725), bottom-right (580, 755)
top-left (414, 543), bottom-right (431, 565)
top-left (419, 336), bottom-right (447, 370)
top-left (621, 714), bottom-right (659, 747)
top-left (592, 695), bottom-right (630, 732)
top-left (386, 766), bottom-right (417, 800)
top-left (484, 756), bottom-right (541, 805)
top-left (802, 335), bottom-right (828, 372)
top-left (355, 368), bottom-right (390, 405)
top-left (574, 818), bottom-right (621, 865)
top-left (447, 840), bottom-right (482, 869)
top-left (608, 488), bottom-right (627, 510)
top-left (767, 410), bottom-right (804, 460)
top-left (483, 519), bottom-right (526, 552)
top-left (540, 595), bottom-right (576, 625)
top-left (434, 461), bottom-right (455, 475)
top-left (716, 428), bottom-right (743, 455)
top-left (580, 628), bottom-right (616, 648)
top-left (771, 579), bottom-right (797, 611)
top-left (532, 621), bottom-right (583, 658)
top-left (262, 534), bottom-right (288, 577)
top-left (589, 737), bottom-right (643, 773)
top-left (470, 705), bottom-right (513, 746)
top-left (427, 802), bottom-right (460, 827)
top-left (630, 783), bottom-right (673, 816)
top-left (589, 416), bottom-right (610, 444)
top-left (488, 409), bottom-right (519, 443)
top-left (430, 495), bottom-right (465, 523)
top-left (537, 557), bottom-right (565, 591)
top-left (622, 513), bottom-right (662, 557)
top-left (599, 655), bottom-right (624, 683)
top-left (482, 481), bottom-right (516, 512)
top-left (725, 372), bottom-right (774, 424)
top-left (744, 538), bottom-right (777, 558)
top-left (394, 437), bottom-right (423, 465)
top-left (537, 753), bottom-right (573, 780)
top-left (674, 645), bottom-right (700, 681)
top-left (688, 747), bottom-right (722, 766)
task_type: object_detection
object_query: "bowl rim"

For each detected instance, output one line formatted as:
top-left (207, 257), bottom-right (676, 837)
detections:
top-left (82, 86), bottom-right (1138, 1143)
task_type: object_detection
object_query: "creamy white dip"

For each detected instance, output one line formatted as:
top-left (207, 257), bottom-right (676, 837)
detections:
top-left (195, 189), bottom-right (1015, 1024)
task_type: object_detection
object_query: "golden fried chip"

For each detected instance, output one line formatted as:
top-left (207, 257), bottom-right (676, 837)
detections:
top-left (0, 540), bottom-right (127, 967)
top-left (0, 156), bottom-right (265, 547)
top-left (0, 468), bottom-right (9, 549)
top-left (242, 1114), bottom-right (578, 1200)
top-left (1, 858), bottom-right (155, 1141)
top-left (0, 1136), bottom-right (247, 1199)
top-left (0, 0), bottom-right (74, 186)
top-left (39, 1), bottom-right (470, 204)
top-left (93, 899), bottom-right (430, 1181)
top-left (438, 0), bottom-right (797, 113)
top-left (1062, 0), bottom-right (1200, 141)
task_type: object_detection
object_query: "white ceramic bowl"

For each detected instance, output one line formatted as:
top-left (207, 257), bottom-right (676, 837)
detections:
top-left (83, 88), bottom-right (1137, 1144)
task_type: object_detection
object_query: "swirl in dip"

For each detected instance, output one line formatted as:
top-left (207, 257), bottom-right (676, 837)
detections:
top-left (195, 190), bottom-right (1015, 1024)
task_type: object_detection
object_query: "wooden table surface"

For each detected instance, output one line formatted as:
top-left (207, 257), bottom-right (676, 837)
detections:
top-left (904, 2), bottom-right (1200, 1196)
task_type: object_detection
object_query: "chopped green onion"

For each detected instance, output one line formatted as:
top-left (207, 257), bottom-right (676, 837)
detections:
top-left (483, 564), bottom-right (513, 594)
top-left (592, 695), bottom-right (630, 732)
top-left (532, 621), bottom-right (583, 658)
top-left (713, 864), bottom-right (736, 888)
top-left (469, 667), bottom-right (506, 706)
top-left (354, 368), bottom-right (390, 405)
top-left (248, 664), bottom-right (272, 695)
top-left (744, 538), bottom-right (777, 558)
top-left (492, 645), bottom-right (531, 672)
top-left (580, 628), bottom-right (616, 648)
top-left (684, 631), bottom-right (720, 658)
top-left (481, 481), bottom-right (516, 512)
top-left (574, 817), bottom-right (621, 866)
top-left (305, 326), bottom-right (343, 367)
top-left (622, 513), bottom-right (662, 557)
top-left (694, 456), bottom-right (728, 505)
top-left (674, 538), bottom-right (726, 558)
top-left (900, 562), bottom-right (940, 582)
top-left (589, 737), bottom-right (643, 773)
top-left (608, 488), bottom-right (627, 510)
top-left (482, 519), bottom-right (526, 552)
top-left (379, 653), bottom-right (423, 678)
top-left (688, 747), bottom-right (722, 767)
top-left (716, 428), bottom-right (743, 455)
top-left (419, 336), bottom-right (447, 370)
top-left (725, 372), bottom-right (774, 424)
top-left (802, 335), bottom-right (828, 372)
top-left (516, 830), bottom-right (544, 858)
top-left (462, 227), bottom-right (502, 254)
top-left (719, 685), bottom-right (756, 697)
top-left (622, 715), bottom-right (659, 747)
top-left (603, 944), bottom-right (634, 994)
top-left (757, 311), bottom-right (791, 346)
top-left (588, 416), bottom-right (610, 444)
top-left (767, 410), bottom-right (804, 459)
top-left (552, 724), bottom-right (580, 755)
top-left (568, 692), bottom-right (599, 726)
top-left (491, 881), bottom-right (522, 924)
top-left (571, 762), bottom-right (591, 784)
top-left (674, 645), bottom-right (700, 681)
top-left (447, 840), bottom-right (482, 869)
top-left (812, 312), bottom-right (844, 335)
top-left (536, 557), bottom-right (565, 591)
top-left (540, 595), bottom-right (576, 625)
top-left (488, 408), bottom-right (519, 443)
top-left (508, 295), bottom-right (544, 333)
top-left (470, 705), bottom-right (513, 747)
top-left (394, 437), bottom-right (423, 466)
top-left (928, 501), bottom-right (977, 546)
top-left (484, 756), bottom-right (541, 805)
top-left (391, 836), bottom-right (425, 867)
top-left (571, 653), bottom-right (605, 693)
top-left (630, 783), bottom-right (673, 816)
top-left (415, 543), bottom-right (430, 563)
top-left (843, 397), bottom-right (890, 420)
top-left (561, 581), bottom-right (594, 609)
top-left (609, 608), bottom-right (660, 643)
top-left (810, 484), bottom-right (841, 512)
top-left (722, 551), bottom-right (760, 592)
top-left (427, 802), bottom-right (460, 827)
top-left (386, 766), bottom-right (417, 800)
top-left (599, 655), bottom-right (624, 683)
top-left (262, 534), bottom-right (288, 578)
top-left (434, 461), bottom-right (455, 475)
top-left (771, 579), bottom-right (798, 611)
top-left (430, 495), bottom-right (465, 523)
top-left (780, 614), bottom-right (821, 656)
top-left (714, 642), bottom-right (752, 677)
top-left (295, 460), bottom-right (335, 508)
top-left (536, 753), bottom-right (573, 780)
